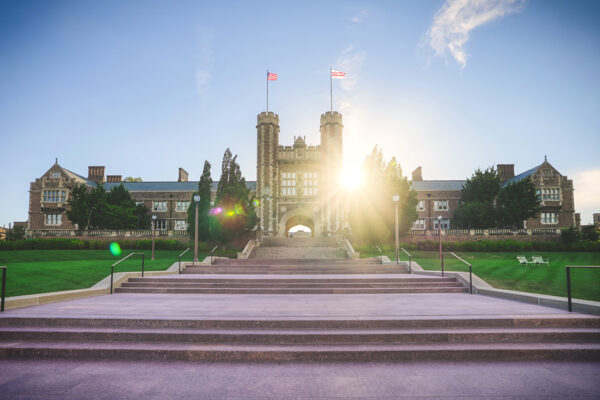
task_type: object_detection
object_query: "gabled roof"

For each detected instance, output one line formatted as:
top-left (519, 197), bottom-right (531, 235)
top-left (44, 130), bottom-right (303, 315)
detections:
top-left (410, 180), bottom-right (466, 192)
top-left (102, 181), bottom-right (257, 192)
top-left (503, 164), bottom-right (541, 187)
top-left (62, 168), bottom-right (98, 187)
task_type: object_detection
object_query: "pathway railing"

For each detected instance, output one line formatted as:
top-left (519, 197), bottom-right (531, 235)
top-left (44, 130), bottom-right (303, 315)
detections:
top-left (566, 266), bottom-right (599, 312)
top-left (401, 248), bottom-right (412, 273)
top-left (110, 252), bottom-right (145, 294)
top-left (1, 266), bottom-right (6, 312)
top-left (374, 245), bottom-right (383, 265)
top-left (449, 252), bottom-right (473, 294)
top-left (209, 245), bottom-right (219, 265)
top-left (178, 248), bottom-right (190, 274)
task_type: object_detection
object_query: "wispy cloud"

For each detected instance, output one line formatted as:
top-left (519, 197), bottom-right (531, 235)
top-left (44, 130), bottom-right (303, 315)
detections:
top-left (428, 0), bottom-right (524, 68)
top-left (572, 168), bottom-right (600, 225)
top-left (351, 9), bottom-right (367, 23)
top-left (195, 28), bottom-right (214, 94)
top-left (335, 45), bottom-right (366, 91)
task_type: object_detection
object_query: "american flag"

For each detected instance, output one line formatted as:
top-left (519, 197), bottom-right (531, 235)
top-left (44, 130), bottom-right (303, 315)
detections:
top-left (267, 72), bottom-right (278, 81)
top-left (331, 70), bottom-right (346, 79)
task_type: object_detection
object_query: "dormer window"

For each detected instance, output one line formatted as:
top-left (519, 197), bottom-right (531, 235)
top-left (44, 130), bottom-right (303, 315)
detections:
top-left (51, 172), bottom-right (61, 179)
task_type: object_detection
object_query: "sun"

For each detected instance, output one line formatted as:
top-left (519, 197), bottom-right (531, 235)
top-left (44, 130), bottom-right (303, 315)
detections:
top-left (340, 166), bottom-right (363, 190)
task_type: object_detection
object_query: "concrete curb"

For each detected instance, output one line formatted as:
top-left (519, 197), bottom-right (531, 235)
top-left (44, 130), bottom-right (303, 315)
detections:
top-left (4, 261), bottom-right (181, 311)
top-left (408, 260), bottom-right (600, 315)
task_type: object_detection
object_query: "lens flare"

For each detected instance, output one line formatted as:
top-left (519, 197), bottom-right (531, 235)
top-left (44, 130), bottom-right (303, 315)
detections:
top-left (234, 203), bottom-right (244, 215)
top-left (226, 210), bottom-right (235, 217)
top-left (252, 199), bottom-right (260, 207)
top-left (109, 242), bottom-right (122, 257)
top-left (209, 207), bottom-right (222, 215)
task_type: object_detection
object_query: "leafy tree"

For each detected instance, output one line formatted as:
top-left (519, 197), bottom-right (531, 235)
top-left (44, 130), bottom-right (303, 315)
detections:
top-left (581, 225), bottom-right (599, 241)
top-left (496, 179), bottom-right (541, 228)
top-left (6, 225), bottom-right (26, 241)
top-left (123, 176), bottom-right (143, 182)
top-left (66, 184), bottom-right (92, 228)
top-left (187, 161), bottom-right (213, 240)
top-left (453, 167), bottom-right (501, 228)
top-left (349, 146), bottom-right (418, 244)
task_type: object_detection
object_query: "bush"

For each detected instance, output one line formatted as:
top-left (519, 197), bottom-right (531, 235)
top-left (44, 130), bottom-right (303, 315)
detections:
top-left (561, 227), bottom-right (580, 244)
top-left (581, 225), bottom-right (599, 242)
top-left (0, 238), bottom-right (192, 251)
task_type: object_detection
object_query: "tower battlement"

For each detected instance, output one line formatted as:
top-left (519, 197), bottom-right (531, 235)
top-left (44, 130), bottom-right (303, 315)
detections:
top-left (320, 111), bottom-right (343, 126)
top-left (257, 111), bottom-right (279, 125)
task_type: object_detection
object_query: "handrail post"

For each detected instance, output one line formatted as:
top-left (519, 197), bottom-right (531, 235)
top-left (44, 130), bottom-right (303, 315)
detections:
top-left (141, 253), bottom-right (145, 277)
top-left (110, 265), bottom-right (114, 294)
top-left (178, 256), bottom-right (181, 274)
top-left (409, 255), bottom-right (412, 273)
top-left (1, 266), bottom-right (6, 312)
top-left (469, 263), bottom-right (472, 294)
top-left (566, 266), bottom-right (572, 312)
top-left (441, 252), bottom-right (444, 277)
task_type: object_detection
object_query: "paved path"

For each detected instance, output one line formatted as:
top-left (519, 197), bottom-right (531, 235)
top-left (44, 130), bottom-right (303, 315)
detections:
top-left (0, 359), bottom-right (598, 399)
top-left (0, 292), bottom-right (583, 320)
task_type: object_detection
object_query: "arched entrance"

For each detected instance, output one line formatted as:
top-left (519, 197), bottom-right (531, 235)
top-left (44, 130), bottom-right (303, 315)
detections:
top-left (285, 215), bottom-right (314, 237)
top-left (278, 207), bottom-right (321, 238)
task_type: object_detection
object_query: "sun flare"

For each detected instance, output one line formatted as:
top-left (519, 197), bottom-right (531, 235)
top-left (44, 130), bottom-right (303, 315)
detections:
top-left (340, 166), bottom-right (363, 190)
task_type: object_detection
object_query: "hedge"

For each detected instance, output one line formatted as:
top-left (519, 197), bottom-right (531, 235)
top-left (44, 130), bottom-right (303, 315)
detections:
top-left (356, 239), bottom-right (600, 253)
top-left (0, 238), bottom-right (209, 251)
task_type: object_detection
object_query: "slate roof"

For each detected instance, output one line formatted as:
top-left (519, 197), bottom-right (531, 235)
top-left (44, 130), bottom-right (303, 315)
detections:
top-left (102, 181), bottom-right (257, 192)
top-left (503, 164), bottom-right (541, 187)
top-left (62, 168), bottom-right (98, 187)
top-left (410, 180), bottom-right (466, 192)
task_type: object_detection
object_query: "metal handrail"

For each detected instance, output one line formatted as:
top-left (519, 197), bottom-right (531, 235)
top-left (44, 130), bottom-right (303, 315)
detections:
top-left (401, 248), bottom-right (412, 273)
top-left (110, 252), bottom-right (145, 294)
top-left (374, 245), bottom-right (383, 264)
top-left (1, 266), bottom-right (6, 312)
top-left (450, 252), bottom-right (473, 294)
top-left (178, 248), bottom-right (190, 274)
top-left (209, 245), bottom-right (219, 265)
top-left (566, 265), bottom-right (600, 312)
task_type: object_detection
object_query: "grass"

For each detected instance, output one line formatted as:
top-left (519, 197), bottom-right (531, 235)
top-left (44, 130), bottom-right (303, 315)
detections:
top-left (0, 249), bottom-right (236, 297)
top-left (366, 250), bottom-right (600, 302)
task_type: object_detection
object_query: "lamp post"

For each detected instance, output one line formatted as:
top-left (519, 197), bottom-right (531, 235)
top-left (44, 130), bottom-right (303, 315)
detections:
top-left (437, 215), bottom-right (443, 259)
top-left (393, 195), bottom-right (400, 265)
top-left (193, 194), bottom-right (200, 263)
top-left (151, 215), bottom-right (157, 261)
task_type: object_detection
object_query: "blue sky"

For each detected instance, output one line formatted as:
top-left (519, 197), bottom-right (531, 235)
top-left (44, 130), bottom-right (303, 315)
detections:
top-left (1, 0), bottom-right (599, 226)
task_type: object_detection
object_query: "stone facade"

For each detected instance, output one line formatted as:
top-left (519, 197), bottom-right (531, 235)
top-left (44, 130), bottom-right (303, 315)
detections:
top-left (256, 111), bottom-right (343, 237)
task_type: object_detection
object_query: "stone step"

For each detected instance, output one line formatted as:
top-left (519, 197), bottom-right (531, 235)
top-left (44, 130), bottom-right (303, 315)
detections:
top-left (181, 268), bottom-right (409, 275)
top-left (1, 341), bottom-right (598, 362)
top-left (120, 282), bottom-right (464, 288)
top-left (128, 277), bottom-right (457, 283)
top-left (212, 259), bottom-right (375, 265)
top-left (1, 327), bottom-right (598, 345)
top-left (2, 317), bottom-right (598, 329)
top-left (113, 287), bottom-right (469, 294)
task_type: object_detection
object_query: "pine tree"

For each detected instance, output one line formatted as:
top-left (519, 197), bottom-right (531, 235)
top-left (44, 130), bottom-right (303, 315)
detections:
top-left (187, 161), bottom-right (213, 240)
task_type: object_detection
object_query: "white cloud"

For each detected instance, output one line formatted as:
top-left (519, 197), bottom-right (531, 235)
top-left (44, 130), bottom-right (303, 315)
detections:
top-left (335, 46), bottom-right (366, 91)
top-left (573, 168), bottom-right (600, 225)
top-left (195, 28), bottom-right (214, 94)
top-left (428, 0), bottom-right (524, 68)
top-left (195, 69), bottom-right (211, 91)
top-left (351, 9), bottom-right (366, 23)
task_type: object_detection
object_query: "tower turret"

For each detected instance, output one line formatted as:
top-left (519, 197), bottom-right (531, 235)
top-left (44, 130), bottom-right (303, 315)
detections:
top-left (256, 111), bottom-right (280, 235)
top-left (319, 111), bottom-right (343, 234)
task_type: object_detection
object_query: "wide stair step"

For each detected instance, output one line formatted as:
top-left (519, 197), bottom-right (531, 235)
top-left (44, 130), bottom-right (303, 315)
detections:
top-left (1, 317), bottom-right (598, 361)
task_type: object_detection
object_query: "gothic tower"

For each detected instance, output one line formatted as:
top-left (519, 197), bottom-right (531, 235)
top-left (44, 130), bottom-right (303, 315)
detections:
top-left (319, 111), bottom-right (343, 234)
top-left (256, 111), bottom-right (280, 235)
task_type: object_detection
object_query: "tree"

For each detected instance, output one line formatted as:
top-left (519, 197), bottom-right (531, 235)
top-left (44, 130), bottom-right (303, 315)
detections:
top-left (187, 161), bottom-right (213, 240)
top-left (6, 225), bottom-right (25, 241)
top-left (348, 146), bottom-right (418, 244)
top-left (496, 179), bottom-right (541, 228)
top-left (123, 177), bottom-right (143, 182)
top-left (581, 225), bottom-right (599, 241)
top-left (453, 167), bottom-right (501, 228)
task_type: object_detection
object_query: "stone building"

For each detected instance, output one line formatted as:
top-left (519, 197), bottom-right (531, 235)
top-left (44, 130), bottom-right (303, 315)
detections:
top-left (409, 158), bottom-right (576, 231)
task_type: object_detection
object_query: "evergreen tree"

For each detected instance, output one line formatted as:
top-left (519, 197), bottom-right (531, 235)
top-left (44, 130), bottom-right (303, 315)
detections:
top-left (187, 161), bottom-right (213, 240)
top-left (453, 167), bottom-right (501, 228)
top-left (496, 179), bottom-right (541, 228)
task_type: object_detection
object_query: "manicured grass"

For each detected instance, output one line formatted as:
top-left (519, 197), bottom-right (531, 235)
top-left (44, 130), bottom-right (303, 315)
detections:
top-left (369, 250), bottom-right (600, 302)
top-left (0, 249), bottom-right (234, 297)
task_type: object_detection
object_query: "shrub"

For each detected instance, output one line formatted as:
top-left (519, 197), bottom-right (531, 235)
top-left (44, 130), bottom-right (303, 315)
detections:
top-left (561, 227), bottom-right (580, 244)
top-left (581, 225), bottom-right (599, 242)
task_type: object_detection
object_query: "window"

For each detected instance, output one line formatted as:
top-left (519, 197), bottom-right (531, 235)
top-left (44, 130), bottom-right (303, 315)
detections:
top-left (176, 201), bottom-right (190, 212)
top-left (434, 200), bottom-right (448, 211)
top-left (433, 218), bottom-right (450, 230)
top-left (541, 188), bottom-right (560, 201)
top-left (302, 173), bottom-right (318, 196)
top-left (43, 190), bottom-right (66, 203)
top-left (412, 219), bottom-right (426, 230)
top-left (51, 172), bottom-right (61, 179)
top-left (152, 201), bottom-right (167, 212)
top-left (416, 200), bottom-right (425, 211)
top-left (540, 212), bottom-right (558, 224)
top-left (154, 219), bottom-right (167, 230)
top-left (282, 172), bottom-right (296, 197)
top-left (174, 220), bottom-right (187, 231)
top-left (45, 213), bottom-right (62, 226)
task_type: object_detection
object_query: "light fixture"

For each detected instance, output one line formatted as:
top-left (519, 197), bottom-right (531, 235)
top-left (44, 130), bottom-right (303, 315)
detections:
top-left (193, 194), bottom-right (200, 202)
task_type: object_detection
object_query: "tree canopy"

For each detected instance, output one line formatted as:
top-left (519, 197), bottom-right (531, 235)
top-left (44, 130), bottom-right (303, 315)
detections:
top-left (187, 160), bottom-right (213, 240)
top-left (349, 146), bottom-right (418, 244)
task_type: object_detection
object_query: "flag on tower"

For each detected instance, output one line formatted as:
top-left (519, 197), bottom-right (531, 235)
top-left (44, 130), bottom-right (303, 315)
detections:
top-left (331, 69), bottom-right (346, 79)
top-left (267, 72), bottom-right (278, 81)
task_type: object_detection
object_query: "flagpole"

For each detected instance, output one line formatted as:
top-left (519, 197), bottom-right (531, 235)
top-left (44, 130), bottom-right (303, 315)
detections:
top-left (330, 67), bottom-right (333, 112)
top-left (266, 69), bottom-right (269, 112)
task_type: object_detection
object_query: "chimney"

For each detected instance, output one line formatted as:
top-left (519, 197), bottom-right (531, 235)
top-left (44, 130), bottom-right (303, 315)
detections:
top-left (412, 166), bottom-right (423, 182)
top-left (178, 168), bottom-right (189, 182)
top-left (497, 164), bottom-right (515, 182)
top-left (88, 166), bottom-right (105, 184)
top-left (106, 175), bottom-right (122, 183)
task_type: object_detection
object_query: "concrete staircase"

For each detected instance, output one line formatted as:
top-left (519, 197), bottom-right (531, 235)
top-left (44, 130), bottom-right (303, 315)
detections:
top-left (115, 276), bottom-right (466, 294)
top-left (249, 237), bottom-right (347, 259)
top-left (1, 315), bottom-right (598, 361)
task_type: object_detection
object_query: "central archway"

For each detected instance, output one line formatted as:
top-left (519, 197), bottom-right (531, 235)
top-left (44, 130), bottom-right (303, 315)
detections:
top-left (278, 207), bottom-right (321, 238)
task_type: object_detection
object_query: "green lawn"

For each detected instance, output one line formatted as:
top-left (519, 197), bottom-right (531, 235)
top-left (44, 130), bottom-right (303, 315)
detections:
top-left (0, 249), bottom-right (232, 297)
top-left (368, 250), bottom-right (600, 302)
